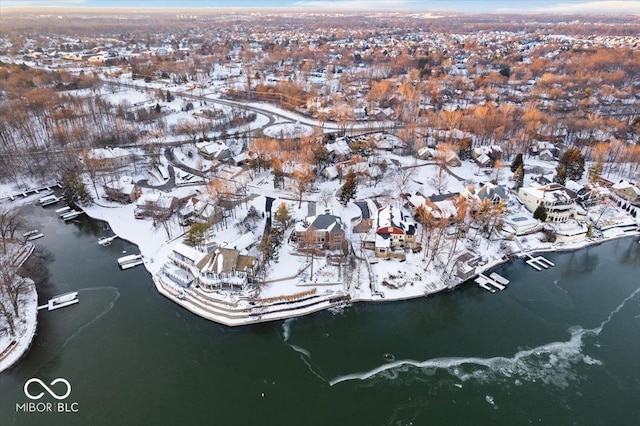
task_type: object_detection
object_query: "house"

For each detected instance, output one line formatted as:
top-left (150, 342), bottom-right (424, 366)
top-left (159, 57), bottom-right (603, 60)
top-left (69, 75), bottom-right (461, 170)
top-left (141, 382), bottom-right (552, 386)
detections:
top-left (168, 242), bottom-right (256, 290)
top-left (464, 183), bottom-right (509, 205)
top-left (296, 212), bottom-right (346, 252)
top-left (518, 183), bottom-right (577, 223)
top-left (196, 141), bottom-right (231, 161)
top-left (471, 145), bottom-right (502, 166)
top-left (611, 180), bottom-right (640, 205)
top-left (539, 149), bottom-right (555, 161)
top-left (417, 146), bottom-right (461, 166)
top-left (134, 193), bottom-right (178, 219)
top-left (195, 247), bottom-right (257, 290)
top-left (374, 204), bottom-right (418, 257)
top-left (502, 214), bottom-right (543, 235)
top-left (103, 176), bottom-right (141, 204)
top-left (565, 180), bottom-right (609, 206)
top-left (84, 147), bottom-right (132, 171)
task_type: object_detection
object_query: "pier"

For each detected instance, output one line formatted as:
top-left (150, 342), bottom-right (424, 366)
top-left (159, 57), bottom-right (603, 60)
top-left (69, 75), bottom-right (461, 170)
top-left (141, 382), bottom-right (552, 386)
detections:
top-left (476, 272), bottom-right (509, 292)
top-left (525, 254), bottom-right (555, 271)
top-left (1, 182), bottom-right (62, 203)
top-left (37, 292), bottom-right (79, 311)
top-left (118, 254), bottom-right (144, 269)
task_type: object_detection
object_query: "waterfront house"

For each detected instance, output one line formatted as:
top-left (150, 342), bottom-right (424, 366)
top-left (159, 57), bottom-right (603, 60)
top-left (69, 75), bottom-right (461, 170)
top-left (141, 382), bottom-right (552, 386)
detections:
top-left (168, 242), bottom-right (257, 290)
top-left (196, 248), bottom-right (257, 290)
top-left (611, 180), bottom-right (640, 205)
top-left (517, 183), bottom-right (577, 223)
top-left (103, 176), bottom-right (141, 204)
top-left (134, 192), bottom-right (178, 219)
top-left (374, 204), bottom-right (418, 257)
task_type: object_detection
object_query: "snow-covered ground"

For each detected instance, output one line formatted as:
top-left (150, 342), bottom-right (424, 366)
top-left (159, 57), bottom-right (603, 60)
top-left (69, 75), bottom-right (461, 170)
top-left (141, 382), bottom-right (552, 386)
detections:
top-left (0, 280), bottom-right (37, 373)
top-left (0, 240), bottom-right (38, 373)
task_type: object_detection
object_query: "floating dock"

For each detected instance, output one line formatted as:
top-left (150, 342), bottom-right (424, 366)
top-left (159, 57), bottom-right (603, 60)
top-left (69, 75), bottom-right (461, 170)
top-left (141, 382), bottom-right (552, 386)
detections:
top-left (37, 292), bottom-right (79, 311)
top-left (61, 210), bottom-right (84, 221)
top-left (39, 195), bottom-right (63, 206)
top-left (475, 276), bottom-right (496, 293)
top-left (118, 254), bottom-right (144, 269)
top-left (526, 254), bottom-right (555, 270)
top-left (98, 236), bottom-right (117, 246)
top-left (476, 272), bottom-right (509, 292)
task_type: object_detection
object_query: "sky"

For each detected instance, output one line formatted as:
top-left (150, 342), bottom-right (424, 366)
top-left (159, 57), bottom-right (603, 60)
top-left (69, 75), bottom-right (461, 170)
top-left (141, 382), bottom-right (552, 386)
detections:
top-left (2, 0), bottom-right (640, 13)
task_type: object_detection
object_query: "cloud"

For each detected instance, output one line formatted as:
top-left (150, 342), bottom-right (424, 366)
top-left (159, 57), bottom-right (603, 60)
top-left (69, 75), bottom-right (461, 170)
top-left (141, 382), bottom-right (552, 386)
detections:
top-left (292, 0), bottom-right (416, 9)
top-left (499, 1), bottom-right (640, 14)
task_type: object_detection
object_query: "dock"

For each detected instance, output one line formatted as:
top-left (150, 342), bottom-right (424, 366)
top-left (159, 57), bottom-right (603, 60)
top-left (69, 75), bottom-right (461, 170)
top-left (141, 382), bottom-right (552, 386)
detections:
top-left (476, 272), bottom-right (509, 292)
top-left (489, 272), bottom-right (510, 286)
top-left (37, 292), bottom-right (79, 311)
top-left (475, 276), bottom-right (496, 293)
top-left (39, 195), bottom-right (64, 206)
top-left (98, 236), bottom-right (117, 246)
top-left (56, 206), bottom-right (71, 214)
top-left (61, 210), bottom-right (84, 221)
top-left (118, 254), bottom-right (144, 269)
top-left (525, 254), bottom-right (555, 270)
top-left (0, 182), bottom-right (62, 203)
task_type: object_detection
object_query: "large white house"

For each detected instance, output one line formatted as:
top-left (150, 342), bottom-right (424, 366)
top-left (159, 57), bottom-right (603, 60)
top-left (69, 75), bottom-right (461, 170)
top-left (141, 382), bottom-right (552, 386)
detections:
top-left (168, 242), bottom-right (257, 291)
top-left (518, 183), bottom-right (577, 223)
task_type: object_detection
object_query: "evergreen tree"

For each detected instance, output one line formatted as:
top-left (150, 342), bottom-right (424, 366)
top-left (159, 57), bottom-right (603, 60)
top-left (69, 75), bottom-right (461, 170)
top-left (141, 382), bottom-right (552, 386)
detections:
top-left (533, 204), bottom-right (548, 222)
top-left (61, 168), bottom-right (92, 207)
top-left (513, 163), bottom-right (525, 189)
top-left (555, 147), bottom-right (585, 185)
top-left (339, 169), bottom-right (357, 205)
top-left (510, 153), bottom-right (524, 173)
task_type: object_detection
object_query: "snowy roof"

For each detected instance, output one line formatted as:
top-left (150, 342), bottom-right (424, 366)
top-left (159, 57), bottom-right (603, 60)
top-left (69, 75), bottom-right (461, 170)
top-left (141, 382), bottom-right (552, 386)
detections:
top-left (377, 205), bottom-right (416, 235)
top-left (612, 180), bottom-right (640, 195)
top-left (173, 242), bottom-right (206, 264)
top-left (223, 232), bottom-right (256, 252)
top-left (86, 147), bottom-right (131, 160)
top-left (321, 166), bottom-right (339, 180)
top-left (325, 139), bottom-right (351, 157)
top-left (197, 141), bottom-right (229, 157)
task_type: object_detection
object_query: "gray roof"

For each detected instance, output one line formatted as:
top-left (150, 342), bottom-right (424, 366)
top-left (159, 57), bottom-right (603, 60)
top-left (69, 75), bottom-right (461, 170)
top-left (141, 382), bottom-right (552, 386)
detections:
top-left (310, 214), bottom-right (343, 233)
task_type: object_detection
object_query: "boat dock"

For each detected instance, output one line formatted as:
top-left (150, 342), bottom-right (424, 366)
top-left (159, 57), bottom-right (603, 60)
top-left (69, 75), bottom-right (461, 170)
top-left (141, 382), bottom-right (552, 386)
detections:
top-left (39, 195), bottom-right (64, 207)
top-left (61, 210), bottom-right (84, 221)
top-left (98, 236), bottom-right (118, 246)
top-left (37, 292), bottom-right (79, 311)
top-left (476, 272), bottom-right (510, 292)
top-left (1, 182), bottom-right (62, 203)
top-left (56, 206), bottom-right (71, 214)
top-left (525, 254), bottom-right (555, 271)
top-left (118, 254), bottom-right (144, 269)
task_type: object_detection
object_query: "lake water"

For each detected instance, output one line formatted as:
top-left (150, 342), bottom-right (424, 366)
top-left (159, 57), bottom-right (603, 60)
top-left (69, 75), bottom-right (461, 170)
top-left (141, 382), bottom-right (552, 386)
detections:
top-left (1, 203), bottom-right (639, 425)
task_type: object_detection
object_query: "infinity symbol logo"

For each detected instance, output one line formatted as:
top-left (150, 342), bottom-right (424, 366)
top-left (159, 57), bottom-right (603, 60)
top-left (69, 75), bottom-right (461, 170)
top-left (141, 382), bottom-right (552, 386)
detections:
top-left (24, 378), bottom-right (72, 400)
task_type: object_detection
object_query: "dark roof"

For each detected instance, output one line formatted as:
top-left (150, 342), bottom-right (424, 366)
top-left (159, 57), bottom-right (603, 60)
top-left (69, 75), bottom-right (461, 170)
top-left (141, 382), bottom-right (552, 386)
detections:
top-left (310, 213), bottom-right (343, 233)
top-left (429, 192), bottom-right (460, 202)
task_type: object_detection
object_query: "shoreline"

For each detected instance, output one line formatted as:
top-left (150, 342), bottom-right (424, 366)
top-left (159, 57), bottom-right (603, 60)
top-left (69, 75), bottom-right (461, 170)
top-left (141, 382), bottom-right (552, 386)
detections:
top-left (0, 243), bottom-right (38, 374)
top-left (82, 202), bottom-right (640, 326)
